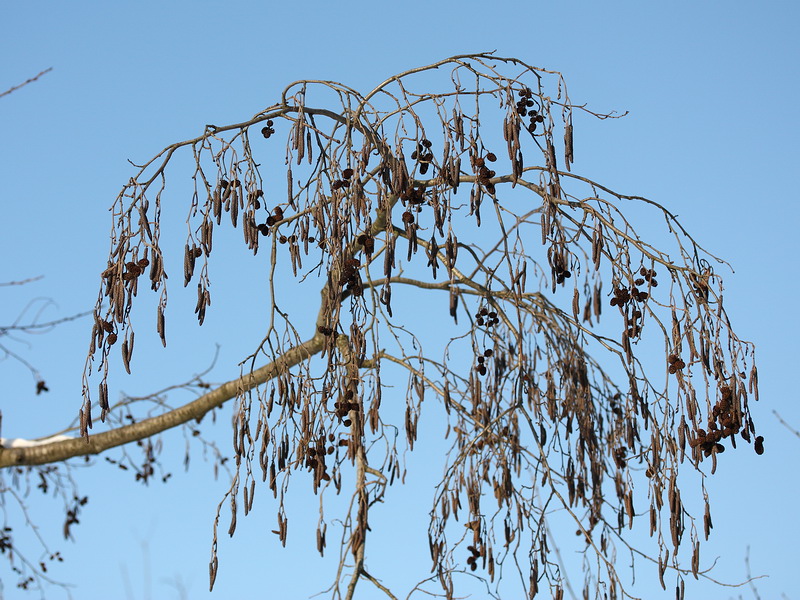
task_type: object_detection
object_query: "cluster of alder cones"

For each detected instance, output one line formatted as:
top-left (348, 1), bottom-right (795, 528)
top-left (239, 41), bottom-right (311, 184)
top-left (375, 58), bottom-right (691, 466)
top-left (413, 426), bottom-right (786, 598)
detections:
top-left (690, 384), bottom-right (764, 456)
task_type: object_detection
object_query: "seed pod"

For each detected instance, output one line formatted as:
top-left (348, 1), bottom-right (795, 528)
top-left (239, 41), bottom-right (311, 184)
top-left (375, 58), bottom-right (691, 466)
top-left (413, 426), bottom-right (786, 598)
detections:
top-left (230, 188), bottom-right (239, 227)
top-left (201, 219), bottom-right (213, 255)
top-left (449, 287), bottom-right (459, 322)
top-left (572, 288), bottom-right (579, 320)
top-left (79, 407), bottom-right (89, 436)
top-left (209, 556), bottom-right (218, 591)
top-left (453, 109), bottom-right (464, 146)
top-left (138, 203), bottom-right (153, 241)
top-left (195, 284), bottom-right (206, 325)
top-left (451, 156), bottom-right (461, 190)
top-left (294, 117), bottom-right (305, 165)
top-left (228, 492), bottom-right (237, 537)
top-left (149, 251), bottom-right (164, 286)
top-left (184, 244), bottom-right (195, 286)
top-left (564, 123), bottom-right (574, 171)
top-left (210, 189), bottom-right (221, 224)
top-left (591, 222), bottom-right (603, 270)
top-left (157, 305), bottom-right (166, 347)
top-left (277, 166), bottom-right (291, 210)
top-left (98, 380), bottom-right (109, 411)
top-left (121, 338), bottom-right (131, 374)
top-left (445, 233), bottom-right (456, 272)
top-left (624, 492), bottom-right (634, 528)
top-left (691, 541), bottom-right (700, 579)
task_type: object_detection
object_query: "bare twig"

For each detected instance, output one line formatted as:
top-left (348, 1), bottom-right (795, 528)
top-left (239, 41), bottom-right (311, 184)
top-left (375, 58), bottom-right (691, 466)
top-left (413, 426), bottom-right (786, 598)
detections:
top-left (0, 68), bottom-right (53, 99)
top-left (773, 410), bottom-right (800, 440)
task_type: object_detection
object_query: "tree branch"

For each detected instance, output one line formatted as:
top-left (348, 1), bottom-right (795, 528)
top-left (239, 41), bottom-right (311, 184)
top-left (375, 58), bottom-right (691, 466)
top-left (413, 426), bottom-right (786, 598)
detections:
top-left (0, 68), bottom-right (53, 99)
top-left (0, 334), bottom-right (325, 468)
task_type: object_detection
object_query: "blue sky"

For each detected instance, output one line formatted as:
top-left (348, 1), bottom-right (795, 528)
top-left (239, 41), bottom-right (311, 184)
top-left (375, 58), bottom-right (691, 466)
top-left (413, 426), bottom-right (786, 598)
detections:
top-left (2, 1), bottom-right (799, 599)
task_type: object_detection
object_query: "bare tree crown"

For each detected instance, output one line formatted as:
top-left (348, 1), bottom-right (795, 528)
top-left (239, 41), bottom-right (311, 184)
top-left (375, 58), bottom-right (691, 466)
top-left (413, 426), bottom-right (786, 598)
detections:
top-left (1, 54), bottom-right (762, 599)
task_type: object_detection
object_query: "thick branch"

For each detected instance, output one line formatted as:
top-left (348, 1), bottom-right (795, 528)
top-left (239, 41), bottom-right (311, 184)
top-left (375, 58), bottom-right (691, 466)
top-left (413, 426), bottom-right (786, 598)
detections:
top-left (0, 334), bottom-right (325, 468)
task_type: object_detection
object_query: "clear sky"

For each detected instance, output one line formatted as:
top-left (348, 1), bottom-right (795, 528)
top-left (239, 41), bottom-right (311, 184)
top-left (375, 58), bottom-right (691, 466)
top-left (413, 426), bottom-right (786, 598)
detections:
top-left (1, 1), bottom-right (798, 599)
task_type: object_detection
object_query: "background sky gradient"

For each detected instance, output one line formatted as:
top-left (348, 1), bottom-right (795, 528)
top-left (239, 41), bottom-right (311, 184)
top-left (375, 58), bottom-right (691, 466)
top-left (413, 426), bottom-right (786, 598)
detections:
top-left (2, 2), bottom-right (798, 599)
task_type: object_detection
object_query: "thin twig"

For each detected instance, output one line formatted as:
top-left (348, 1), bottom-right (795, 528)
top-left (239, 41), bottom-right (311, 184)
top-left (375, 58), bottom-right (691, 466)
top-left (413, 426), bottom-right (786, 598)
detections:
top-left (0, 68), bottom-right (53, 99)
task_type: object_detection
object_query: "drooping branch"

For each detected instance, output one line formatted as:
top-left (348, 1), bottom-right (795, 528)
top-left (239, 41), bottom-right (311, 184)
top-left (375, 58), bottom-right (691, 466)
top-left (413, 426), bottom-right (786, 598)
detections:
top-left (1, 53), bottom-right (764, 600)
